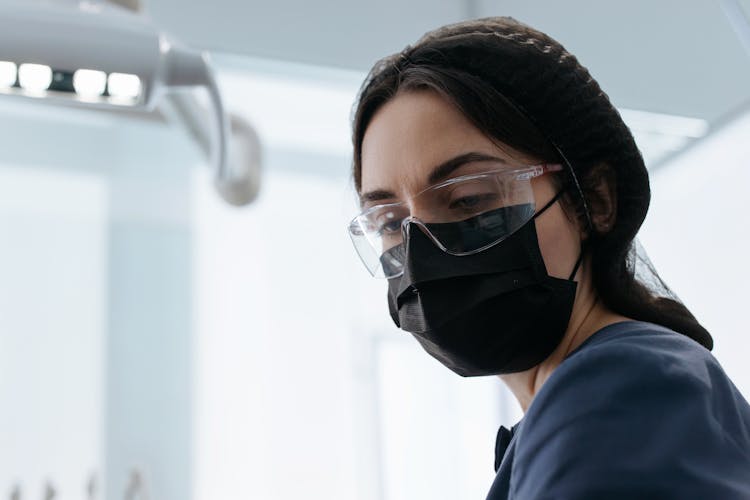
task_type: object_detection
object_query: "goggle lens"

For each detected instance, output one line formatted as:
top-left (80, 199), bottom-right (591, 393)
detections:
top-left (349, 164), bottom-right (560, 278)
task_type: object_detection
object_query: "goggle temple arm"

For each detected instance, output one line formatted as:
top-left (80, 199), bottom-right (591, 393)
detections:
top-left (551, 146), bottom-right (595, 233)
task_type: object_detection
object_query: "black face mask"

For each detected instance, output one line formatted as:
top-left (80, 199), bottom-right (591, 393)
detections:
top-left (385, 200), bottom-right (581, 377)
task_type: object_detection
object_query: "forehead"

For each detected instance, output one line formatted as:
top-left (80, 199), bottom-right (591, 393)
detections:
top-left (360, 90), bottom-right (520, 198)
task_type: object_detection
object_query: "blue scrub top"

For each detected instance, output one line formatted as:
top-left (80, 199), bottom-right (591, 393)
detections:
top-left (487, 321), bottom-right (750, 500)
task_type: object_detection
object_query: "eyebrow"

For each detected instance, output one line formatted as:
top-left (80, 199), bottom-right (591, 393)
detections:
top-left (359, 152), bottom-right (507, 205)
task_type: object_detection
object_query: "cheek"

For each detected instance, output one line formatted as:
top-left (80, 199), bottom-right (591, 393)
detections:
top-left (534, 204), bottom-right (582, 279)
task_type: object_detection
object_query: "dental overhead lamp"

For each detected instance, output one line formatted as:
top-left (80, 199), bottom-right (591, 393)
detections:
top-left (0, 0), bottom-right (261, 206)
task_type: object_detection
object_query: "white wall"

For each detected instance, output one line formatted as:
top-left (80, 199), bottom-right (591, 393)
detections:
top-left (640, 108), bottom-right (750, 398)
top-left (0, 97), bottom-right (200, 500)
top-left (0, 166), bottom-right (106, 500)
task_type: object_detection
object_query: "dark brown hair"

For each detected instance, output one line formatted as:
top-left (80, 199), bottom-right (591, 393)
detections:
top-left (351, 17), bottom-right (712, 349)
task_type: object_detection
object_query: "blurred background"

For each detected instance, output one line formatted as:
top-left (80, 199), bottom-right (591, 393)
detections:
top-left (0, 0), bottom-right (749, 499)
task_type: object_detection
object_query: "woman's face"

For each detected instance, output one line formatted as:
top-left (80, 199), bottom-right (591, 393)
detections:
top-left (360, 90), bottom-right (583, 280)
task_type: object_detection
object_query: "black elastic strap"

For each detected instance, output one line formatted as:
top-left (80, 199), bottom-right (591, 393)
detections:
top-left (531, 185), bottom-right (586, 282)
top-left (568, 245), bottom-right (586, 281)
top-left (532, 189), bottom-right (565, 220)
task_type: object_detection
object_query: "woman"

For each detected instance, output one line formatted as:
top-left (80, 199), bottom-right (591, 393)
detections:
top-left (347, 17), bottom-right (750, 499)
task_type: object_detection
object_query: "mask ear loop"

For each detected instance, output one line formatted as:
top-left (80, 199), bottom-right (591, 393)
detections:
top-left (532, 188), bottom-right (565, 220)
top-left (532, 181), bottom-right (584, 281)
top-left (568, 250), bottom-right (585, 281)
top-left (529, 173), bottom-right (585, 282)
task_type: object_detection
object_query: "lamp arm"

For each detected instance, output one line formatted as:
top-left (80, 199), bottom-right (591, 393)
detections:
top-left (202, 55), bottom-right (230, 185)
top-left (161, 42), bottom-right (261, 205)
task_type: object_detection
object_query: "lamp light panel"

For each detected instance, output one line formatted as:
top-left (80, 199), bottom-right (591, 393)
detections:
top-left (0, 61), bottom-right (17, 88)
top-left (18, 63), bottom-right (52, 93)
top-left (73, 69), bottom-right (107, 98)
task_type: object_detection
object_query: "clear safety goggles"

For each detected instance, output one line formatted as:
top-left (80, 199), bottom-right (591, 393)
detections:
top-left (349, 163), bottom-right (563, 278)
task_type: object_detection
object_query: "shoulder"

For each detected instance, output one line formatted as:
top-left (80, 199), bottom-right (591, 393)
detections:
top-left (524, 321), bottom-right (732, 431)
top-left (510, 321), bottom-right (750, 499)
top-left (535, 321), bottom-right (723, 406)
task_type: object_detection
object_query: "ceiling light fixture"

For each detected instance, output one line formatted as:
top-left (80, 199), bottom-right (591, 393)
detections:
top-left (0, 1), bottom-right (259, 206)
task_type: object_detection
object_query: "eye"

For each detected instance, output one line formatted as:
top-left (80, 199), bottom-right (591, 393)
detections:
top-left (377, 219), bottom-right (403, 235)
top-left (375, 212), bottom-right (405, 235)
top-left (448, 192), bottom-right (499, 212)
